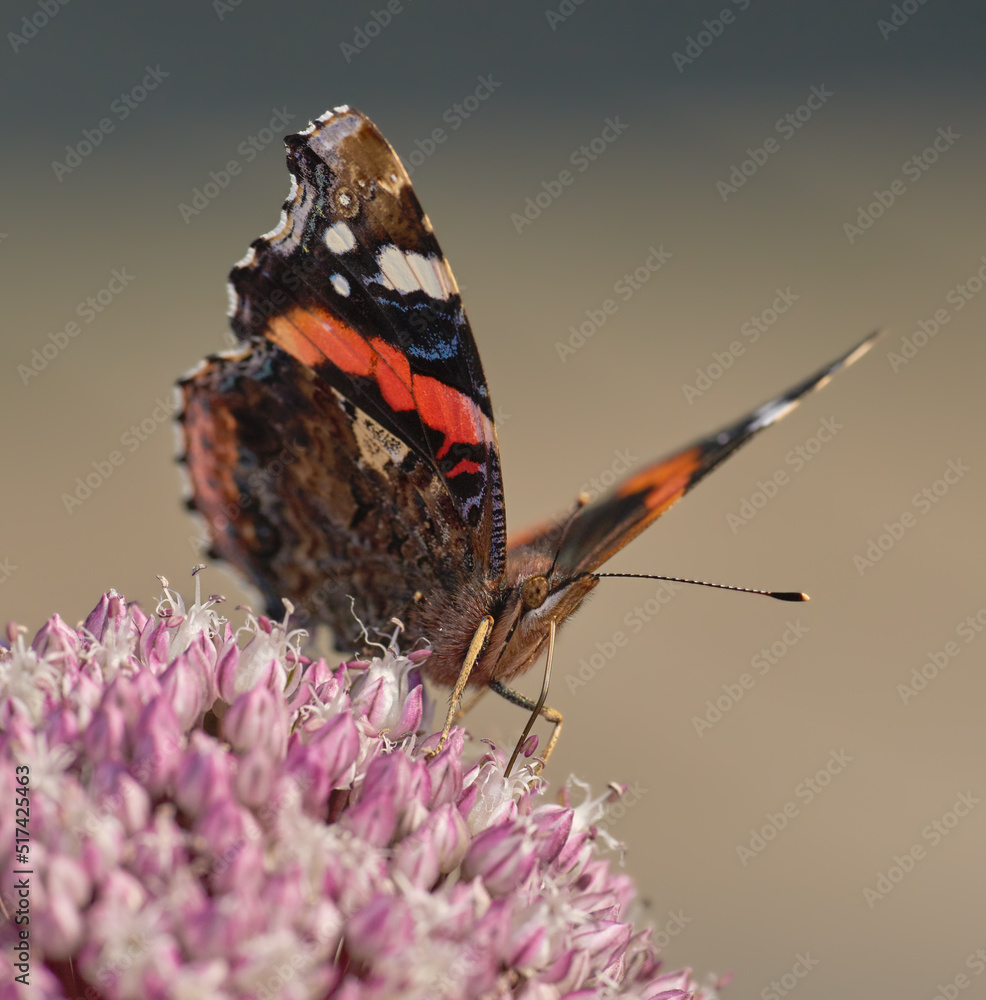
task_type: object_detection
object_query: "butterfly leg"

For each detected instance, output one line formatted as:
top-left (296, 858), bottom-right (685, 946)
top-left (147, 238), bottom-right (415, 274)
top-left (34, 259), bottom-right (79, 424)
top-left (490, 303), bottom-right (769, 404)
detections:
top-left (426, 614), bottom-right (493, 758)
top-left (493, 619), bottom-right (563, 776)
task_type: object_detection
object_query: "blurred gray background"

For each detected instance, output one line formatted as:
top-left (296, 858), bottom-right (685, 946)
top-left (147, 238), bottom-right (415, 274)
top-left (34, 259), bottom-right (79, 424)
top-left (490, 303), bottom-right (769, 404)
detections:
top-left (3, 1), bottom-right (985, 996)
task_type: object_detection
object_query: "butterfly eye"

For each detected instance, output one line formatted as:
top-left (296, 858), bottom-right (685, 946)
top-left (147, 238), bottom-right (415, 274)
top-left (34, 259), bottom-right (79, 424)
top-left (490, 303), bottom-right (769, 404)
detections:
top-left (520, 575), bottom-right (549, 609)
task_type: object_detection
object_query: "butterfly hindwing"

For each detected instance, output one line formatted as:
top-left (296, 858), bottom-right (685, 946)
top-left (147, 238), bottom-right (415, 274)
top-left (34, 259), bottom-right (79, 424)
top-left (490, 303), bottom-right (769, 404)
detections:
top-left (522, 331), bottom-right (882, 578)
top-left (181, 341), bottom-right (495, 642)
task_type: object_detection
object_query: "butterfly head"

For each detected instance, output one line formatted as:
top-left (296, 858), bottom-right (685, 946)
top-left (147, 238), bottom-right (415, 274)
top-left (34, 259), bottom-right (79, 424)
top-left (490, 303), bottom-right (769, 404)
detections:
top-left (470, 550), bottom-right (599, 687)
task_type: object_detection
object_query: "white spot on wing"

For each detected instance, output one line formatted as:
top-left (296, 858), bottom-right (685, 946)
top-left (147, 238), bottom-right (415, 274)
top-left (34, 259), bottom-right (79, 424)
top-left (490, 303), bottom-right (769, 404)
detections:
top-left (377, 245), bottom-right (419, 294)
top-left (747, 397), bottom-right (797, 434)
top-left (324, 222), bottom-right (356, 254)
top-left (405, 251), bottom-right (453, 300)
top-left (376, 246), bottom-right (455, 299)
top-left (330, 274), bottom-right (350, 297)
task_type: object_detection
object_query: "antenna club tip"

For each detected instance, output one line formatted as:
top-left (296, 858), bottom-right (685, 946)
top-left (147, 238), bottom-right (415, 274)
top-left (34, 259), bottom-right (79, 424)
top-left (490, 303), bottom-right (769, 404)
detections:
top-left (772, 590), bottom-right (810, 602)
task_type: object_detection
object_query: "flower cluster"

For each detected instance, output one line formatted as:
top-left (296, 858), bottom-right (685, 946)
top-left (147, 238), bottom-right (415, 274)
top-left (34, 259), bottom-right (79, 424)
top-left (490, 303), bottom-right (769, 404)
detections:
top-left (0, 576), bottom-right (721, 999)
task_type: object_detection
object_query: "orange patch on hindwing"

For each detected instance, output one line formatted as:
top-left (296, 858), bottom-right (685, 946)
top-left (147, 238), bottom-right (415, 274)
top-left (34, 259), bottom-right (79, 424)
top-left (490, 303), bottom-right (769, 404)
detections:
top-left (617, 446), bottom-right (704, 512)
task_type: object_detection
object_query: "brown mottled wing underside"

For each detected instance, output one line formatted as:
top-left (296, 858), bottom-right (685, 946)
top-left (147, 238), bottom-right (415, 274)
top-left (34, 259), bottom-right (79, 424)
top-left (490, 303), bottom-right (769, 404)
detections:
top-left (178, 339), bottom-right (480, 646)
top-left (178, 106), bottom-right (507, 649)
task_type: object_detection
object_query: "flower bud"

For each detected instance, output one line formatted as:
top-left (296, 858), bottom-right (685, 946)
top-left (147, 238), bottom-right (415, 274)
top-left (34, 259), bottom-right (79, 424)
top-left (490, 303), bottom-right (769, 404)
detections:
top-left (83, 703), bottom-right (126, 764)
top-left (425, 729), bottom-right (465, 808)
top-left (233, 746), bottom-right (275, 809)
top-left (462, 822), bottom-right (536, 896)
top-left (530, 804), bottom-right (574, 866)
top-left (224, 685), bottom-right (288, 759)
top-left (131, 697), bottom-right (183, 794)
top-left (345, 894), bottom-right (414, 964)
top-left (538, 947), bottom-right (591, 992)
top-left (391, 828), bottom-right (441, 889)
top-left (340, 790), bottom-right (397, 848)
top-left (31, 613), bottom-right (80, 670)
top-left (175, 736), bottom-right (233, 817)
top-left (159, 654), bottom-right (207, 731)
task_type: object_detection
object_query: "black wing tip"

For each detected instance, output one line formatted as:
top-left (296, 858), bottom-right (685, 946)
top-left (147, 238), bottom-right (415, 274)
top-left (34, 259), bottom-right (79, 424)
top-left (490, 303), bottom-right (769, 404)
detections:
top-left (834, 327), bottom-right (885, 368)
top-left (797, 327), bottom-right (885, 395)
top-left (735, 328), bottom-right (884, 438)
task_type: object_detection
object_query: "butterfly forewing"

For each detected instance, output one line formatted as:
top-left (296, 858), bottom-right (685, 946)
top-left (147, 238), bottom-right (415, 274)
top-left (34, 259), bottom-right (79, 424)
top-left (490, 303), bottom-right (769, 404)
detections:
top-left (229, 107), bottom-right (505, 574)
top-left (179, 107), bottom-right (507, 647)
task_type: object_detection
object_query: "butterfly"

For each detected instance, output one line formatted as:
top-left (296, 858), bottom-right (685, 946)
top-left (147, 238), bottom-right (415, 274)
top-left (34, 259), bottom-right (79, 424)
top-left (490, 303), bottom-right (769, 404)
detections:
top-left (178, 106), bottom-right (879, 770)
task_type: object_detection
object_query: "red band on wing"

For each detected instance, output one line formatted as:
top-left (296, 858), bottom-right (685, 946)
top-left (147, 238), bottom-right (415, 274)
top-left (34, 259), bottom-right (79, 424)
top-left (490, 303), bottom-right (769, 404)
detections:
top-left (371, 339), bottom-right (415, 411)
top-left (412, 374), bottom-right (483, 458)
top-left (267, 305), bottom-right (487, 462)
top-left (446, 458), bottom-right (482, 478)
top-left (269, 307), bottom-right (372, 373)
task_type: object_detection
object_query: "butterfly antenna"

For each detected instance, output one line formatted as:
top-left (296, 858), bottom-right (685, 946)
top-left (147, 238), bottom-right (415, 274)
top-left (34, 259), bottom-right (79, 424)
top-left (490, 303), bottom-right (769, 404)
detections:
top-left (592, 572), bottom-right (808, 602)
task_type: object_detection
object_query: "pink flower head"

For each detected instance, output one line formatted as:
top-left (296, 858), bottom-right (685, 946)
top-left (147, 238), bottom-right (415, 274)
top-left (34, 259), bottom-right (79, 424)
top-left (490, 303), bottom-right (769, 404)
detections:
top-left (0, 577), bottom-right (722, 999)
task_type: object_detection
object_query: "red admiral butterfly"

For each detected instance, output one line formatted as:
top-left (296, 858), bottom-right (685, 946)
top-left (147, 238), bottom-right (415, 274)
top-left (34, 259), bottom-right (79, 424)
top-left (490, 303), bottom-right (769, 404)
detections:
top-left (178, 106), bottom-right (878, 769)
